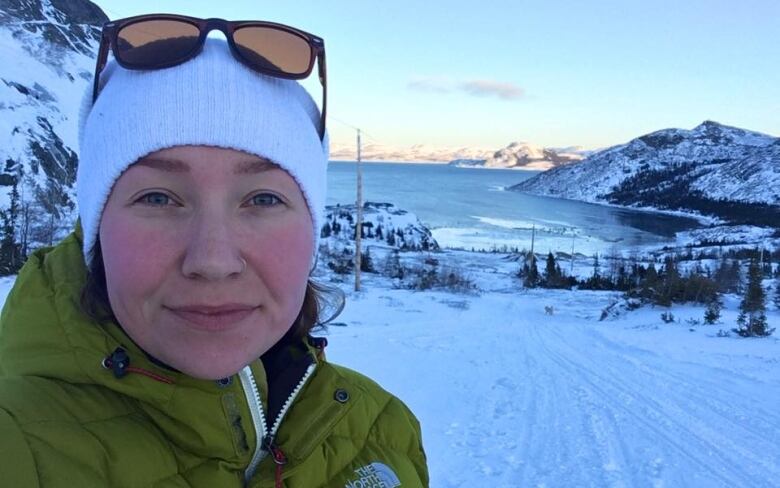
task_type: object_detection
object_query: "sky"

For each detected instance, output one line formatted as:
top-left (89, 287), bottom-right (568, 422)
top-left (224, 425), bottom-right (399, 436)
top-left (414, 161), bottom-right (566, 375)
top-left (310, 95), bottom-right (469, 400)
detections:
top-left (92, 0), bottom-right (780, 152)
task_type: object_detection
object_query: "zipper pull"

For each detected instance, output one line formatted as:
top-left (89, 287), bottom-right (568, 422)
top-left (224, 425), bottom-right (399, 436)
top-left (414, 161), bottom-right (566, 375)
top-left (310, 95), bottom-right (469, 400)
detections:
top-left (263, 437), bottom-right (288, 488)
top-left (263, 437), bottom-right (288, 465)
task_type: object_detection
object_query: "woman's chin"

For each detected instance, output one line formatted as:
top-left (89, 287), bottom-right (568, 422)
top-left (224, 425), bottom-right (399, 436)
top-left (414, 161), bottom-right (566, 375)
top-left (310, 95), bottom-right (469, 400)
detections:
top-left (176, 360), bottom-right (248, 381)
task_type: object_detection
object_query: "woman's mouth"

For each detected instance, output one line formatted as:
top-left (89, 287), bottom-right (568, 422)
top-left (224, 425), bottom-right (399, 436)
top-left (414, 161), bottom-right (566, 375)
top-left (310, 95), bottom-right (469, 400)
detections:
top-left (165, 304), bottom-right (258, 331)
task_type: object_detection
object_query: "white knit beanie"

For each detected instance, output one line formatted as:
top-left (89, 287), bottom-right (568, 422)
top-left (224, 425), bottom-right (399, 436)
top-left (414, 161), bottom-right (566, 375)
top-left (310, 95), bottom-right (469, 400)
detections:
top-left (78, 38), bottom-right (328, 266)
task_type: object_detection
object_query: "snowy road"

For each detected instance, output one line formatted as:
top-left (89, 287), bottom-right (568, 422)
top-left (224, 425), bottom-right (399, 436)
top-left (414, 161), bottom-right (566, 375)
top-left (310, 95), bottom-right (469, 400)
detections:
top-left (327, 288), bottom-right (780, 488)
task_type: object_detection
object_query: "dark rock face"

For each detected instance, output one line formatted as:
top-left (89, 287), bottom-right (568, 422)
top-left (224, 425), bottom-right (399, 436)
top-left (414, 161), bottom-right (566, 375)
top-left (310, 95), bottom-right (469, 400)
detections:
top-left (0, 0), bottom-right (107, 265)
top-left (49, 0), bottom-right (107, 24)
top-left (0, 0), bottom-right (107, 25)
top-left (638, 132), bottom-right (685, 150)
top-left (0, 0), bottom-right (107, 57)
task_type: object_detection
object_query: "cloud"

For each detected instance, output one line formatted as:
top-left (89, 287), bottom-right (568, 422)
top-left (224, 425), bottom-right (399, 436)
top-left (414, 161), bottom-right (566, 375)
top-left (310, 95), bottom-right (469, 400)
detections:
top-left (407, 76), bottom-right (452, 93)
top-left (459, 79), bottom-right (525, 100)
top-left (407, 76), bottom-right (525, 101)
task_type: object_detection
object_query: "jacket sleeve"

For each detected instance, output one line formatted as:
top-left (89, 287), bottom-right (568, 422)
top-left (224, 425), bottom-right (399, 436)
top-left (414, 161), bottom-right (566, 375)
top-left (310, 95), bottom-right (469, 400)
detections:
top-left (0, 407), bottom-right (40, 488)
top-left (373, 396), bottom-right (429, 487)
top-left (396, 398), bottom-right (429, 487)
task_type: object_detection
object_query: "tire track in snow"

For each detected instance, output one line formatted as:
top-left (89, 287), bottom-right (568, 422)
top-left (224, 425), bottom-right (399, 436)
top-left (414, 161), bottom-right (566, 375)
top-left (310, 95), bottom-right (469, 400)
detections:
top-left (580, 326), bottom-right (780, 439)
top-left (559, 327), bottom-right (780, 483)
top-left (528, 322), bottom-right (778, 487)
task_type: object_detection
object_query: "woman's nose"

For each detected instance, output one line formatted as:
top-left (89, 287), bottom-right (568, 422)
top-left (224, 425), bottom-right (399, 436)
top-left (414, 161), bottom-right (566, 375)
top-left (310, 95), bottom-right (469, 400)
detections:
top-left (181, 218), bottom-right (245, 280)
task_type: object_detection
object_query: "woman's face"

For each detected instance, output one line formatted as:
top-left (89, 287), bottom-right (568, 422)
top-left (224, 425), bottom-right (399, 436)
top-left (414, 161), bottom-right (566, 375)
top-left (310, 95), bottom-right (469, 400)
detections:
top-left (99, 145), bottom-right (314, 380)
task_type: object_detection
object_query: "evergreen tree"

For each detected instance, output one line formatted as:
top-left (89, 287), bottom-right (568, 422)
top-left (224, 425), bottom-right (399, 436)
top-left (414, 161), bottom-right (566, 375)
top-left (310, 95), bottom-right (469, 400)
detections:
top-left (386, 229), bottom-right (396, 246)
top-left (0, 181), bottom-right (21, 275)
top-left (735, 259), bottom-right (773, 337)
top-left (728, 259), bottom-right (742, 293)
top-left (420, 235), bottom-right (431, 251)
top-left (762, 249), bottom-right (773, 278)
top-left (398, 232), bottom-right (408, 250)
top-left (703, 295), bottom-right (722, 324)
top-left (320, 222), bottom-right (332, 238)
top-left (543, 252), bottom-right (560, 287)
top-left (774, 278), bottom-right (780, 310)
top-left (616, 263), bottom-right (630, 291)
top-left (360, 247), bottom-right (375, 272)
top-left (640, 263), bottom-right (659, 300)
top-left (382, 249), bottom-right (404, 279)
top-left (683, 267), bottom-right (718, 304)
top-left (713, 256), bottom-right (740, 293)
top-left (521, 253), bottom-right (540, 288)
top-left (657, 256), bottom-right (682, 306)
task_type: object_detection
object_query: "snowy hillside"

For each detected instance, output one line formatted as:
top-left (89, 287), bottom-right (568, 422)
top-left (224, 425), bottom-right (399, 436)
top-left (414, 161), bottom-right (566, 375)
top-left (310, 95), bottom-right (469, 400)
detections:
top-left (0, 0), bottom-right (105, 238)
top-left (449, 141), bottom-right (587, 170)
top-left (509, 121), bottom-right (780, 224)
top-left (320, 202), bottom-right (439, 252)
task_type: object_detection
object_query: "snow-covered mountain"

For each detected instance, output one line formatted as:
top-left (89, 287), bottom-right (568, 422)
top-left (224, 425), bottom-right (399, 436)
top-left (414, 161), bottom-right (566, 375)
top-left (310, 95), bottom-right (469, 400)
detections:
top-left (329, 142), bottom-right (494, 163)
top-left (450, 142), bottom-right (587, 170)
top-left (329, 140), bottom-right (589, 169)
top-left (0, 0), bottom-right (105, 245)
top-left (509, 121), bottom-right (780, 225)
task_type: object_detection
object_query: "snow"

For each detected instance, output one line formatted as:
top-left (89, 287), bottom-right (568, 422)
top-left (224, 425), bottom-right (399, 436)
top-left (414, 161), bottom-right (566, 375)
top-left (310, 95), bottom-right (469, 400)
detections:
top-left (326, 286), bottom-right (779, 487)
top-left (3, 247), bottom-right (778, 487)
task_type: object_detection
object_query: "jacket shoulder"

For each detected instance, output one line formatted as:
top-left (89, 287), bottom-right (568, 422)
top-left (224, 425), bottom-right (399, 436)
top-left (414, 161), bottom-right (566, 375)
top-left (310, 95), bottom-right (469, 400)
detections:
top-left (326, 363), bottom-right (424, 442)
top-left (316, 362), bottom-right (429, 486)
top-left (0, 405), bottom-right (40, 487)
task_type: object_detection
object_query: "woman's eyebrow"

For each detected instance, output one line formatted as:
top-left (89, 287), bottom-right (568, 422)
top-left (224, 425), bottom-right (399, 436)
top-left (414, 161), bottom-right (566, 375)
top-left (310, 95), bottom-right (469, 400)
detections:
top-left (135, 158), bottom-right (190, 173)
top-left (234, 159), bottom-right (277, 174)
top-left (132, 157), bottom-right (277, 174)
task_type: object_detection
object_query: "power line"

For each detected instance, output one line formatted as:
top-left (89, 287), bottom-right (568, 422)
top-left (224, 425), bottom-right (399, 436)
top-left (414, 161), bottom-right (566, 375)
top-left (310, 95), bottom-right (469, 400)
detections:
top-left (328, 116), bottom-right (379, 143)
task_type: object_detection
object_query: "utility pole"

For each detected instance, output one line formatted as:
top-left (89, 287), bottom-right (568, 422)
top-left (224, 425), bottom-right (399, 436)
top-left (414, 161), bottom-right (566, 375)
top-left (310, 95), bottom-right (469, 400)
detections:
top-left (570, 232), bottom-right (575, 275)
top-left (529, 223), bottom-right (536, 266)
top-left (354, 128), bottom-right (363, 292)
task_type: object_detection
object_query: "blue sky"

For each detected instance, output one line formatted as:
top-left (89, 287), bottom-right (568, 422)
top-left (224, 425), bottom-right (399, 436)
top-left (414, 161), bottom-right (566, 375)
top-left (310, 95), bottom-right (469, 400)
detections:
top-left (92, 0), bottom-right (780, 151)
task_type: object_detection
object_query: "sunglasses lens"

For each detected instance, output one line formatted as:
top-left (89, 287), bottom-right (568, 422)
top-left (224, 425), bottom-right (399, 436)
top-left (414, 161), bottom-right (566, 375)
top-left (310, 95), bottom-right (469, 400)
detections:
top-left (233, 26), bottom-right (313, 76)
top-left (116, 20), bottom-right (200, 67)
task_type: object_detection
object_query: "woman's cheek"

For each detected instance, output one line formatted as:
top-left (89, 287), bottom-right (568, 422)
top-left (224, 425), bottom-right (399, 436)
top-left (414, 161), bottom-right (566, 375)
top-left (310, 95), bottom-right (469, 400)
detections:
top-left (101, 220), bottom-right (180, 300)
top-left (260, 221), bottom-right (313, 272)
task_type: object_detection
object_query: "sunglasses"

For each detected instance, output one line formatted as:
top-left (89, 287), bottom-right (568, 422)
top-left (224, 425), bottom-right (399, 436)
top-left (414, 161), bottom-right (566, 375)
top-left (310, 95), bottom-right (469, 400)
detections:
top-left (93, 14), bottom-right (327, 140)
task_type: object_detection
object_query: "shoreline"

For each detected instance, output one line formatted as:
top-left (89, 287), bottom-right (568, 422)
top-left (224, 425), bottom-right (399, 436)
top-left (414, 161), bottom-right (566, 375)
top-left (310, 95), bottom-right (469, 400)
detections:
top-left (508, 189), bottom-right (724, 226)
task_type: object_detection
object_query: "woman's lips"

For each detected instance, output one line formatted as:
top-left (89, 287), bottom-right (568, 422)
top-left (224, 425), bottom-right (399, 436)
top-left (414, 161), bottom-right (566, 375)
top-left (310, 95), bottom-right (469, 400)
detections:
top-left (166, 304), bottom-right (258, 331)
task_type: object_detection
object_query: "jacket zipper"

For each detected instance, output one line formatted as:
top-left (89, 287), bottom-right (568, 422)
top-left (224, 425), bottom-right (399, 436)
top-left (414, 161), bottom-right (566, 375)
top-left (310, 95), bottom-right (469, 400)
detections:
top-left (238, 362), bottom-right (317, 484)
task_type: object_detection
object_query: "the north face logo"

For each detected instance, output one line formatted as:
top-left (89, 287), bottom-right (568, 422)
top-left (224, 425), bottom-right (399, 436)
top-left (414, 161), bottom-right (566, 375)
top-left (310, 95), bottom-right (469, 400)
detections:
top-left (344, 462), bottom-right (401, 488)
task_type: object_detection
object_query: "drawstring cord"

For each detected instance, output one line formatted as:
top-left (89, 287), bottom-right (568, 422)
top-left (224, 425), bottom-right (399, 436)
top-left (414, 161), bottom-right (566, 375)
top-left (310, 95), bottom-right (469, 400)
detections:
top-left (263, 436), bottom-right (288, 488)
top-left (102, 347), bottom-right (174, 384)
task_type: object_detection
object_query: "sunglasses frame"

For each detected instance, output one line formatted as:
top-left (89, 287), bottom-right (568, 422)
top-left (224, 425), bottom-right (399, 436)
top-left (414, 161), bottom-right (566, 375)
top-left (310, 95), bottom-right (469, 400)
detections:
top-left (92, 14), bottom-right (327, 140)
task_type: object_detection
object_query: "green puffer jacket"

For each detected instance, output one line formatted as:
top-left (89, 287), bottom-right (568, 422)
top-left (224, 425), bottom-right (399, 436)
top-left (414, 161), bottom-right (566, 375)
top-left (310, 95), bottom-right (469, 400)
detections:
top-left (0, 231), bottom-right (428, 487)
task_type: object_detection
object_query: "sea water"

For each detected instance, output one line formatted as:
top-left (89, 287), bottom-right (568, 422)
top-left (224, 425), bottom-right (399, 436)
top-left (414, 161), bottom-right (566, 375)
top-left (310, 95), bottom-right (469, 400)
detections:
top-left (327, 162), bottom-right (702, 255)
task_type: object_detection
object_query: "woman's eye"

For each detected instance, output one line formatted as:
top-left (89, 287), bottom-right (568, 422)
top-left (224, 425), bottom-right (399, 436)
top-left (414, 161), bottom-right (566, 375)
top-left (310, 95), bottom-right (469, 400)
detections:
top-left (137, 192), bottom-right (172, 206)
top-left (251, 193), bottom-right (282, 207)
